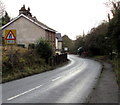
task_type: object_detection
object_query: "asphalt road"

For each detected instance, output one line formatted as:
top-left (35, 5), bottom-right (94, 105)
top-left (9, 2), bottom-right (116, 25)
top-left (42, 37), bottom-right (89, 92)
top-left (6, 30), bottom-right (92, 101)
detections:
top-left (2, 55), bottom-right (102, 103)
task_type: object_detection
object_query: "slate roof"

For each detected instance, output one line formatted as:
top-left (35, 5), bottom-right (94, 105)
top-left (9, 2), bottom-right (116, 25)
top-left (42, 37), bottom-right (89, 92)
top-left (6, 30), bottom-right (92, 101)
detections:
top-left (56, 33), bottom-right (63, 42)
top-left (1, 14), bottom-right (56, 33)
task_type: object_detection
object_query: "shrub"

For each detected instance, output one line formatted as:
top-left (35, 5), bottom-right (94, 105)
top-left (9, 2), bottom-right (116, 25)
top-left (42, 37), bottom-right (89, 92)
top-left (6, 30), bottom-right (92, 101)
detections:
top-left (35, 39), bottom-right (53, 61)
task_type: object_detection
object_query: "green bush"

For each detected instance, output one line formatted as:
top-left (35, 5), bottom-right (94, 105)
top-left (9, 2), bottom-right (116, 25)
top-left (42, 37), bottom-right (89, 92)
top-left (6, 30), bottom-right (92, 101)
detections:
top-left (36, 39), bottom-right (53, 61)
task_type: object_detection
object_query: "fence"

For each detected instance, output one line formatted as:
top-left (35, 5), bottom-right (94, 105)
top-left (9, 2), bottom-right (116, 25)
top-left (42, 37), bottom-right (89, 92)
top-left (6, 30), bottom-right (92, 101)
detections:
top-left (48, 53), bottom-right (68, 66)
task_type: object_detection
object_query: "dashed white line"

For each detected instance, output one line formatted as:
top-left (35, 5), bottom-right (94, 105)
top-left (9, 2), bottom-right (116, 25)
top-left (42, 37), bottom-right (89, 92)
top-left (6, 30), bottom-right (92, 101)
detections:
top-left (7, 85), bottom-right (42, 101)
top-left (52, 76), bottom-right (63, 81)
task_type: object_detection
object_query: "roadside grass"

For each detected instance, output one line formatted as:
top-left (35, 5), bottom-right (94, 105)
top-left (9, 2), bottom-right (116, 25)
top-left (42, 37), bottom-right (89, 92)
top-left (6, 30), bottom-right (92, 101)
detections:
top-left (2, 65), bottom-right (53, 83)
top-left (2, 46), bottom-right (69, 83)
top-left (112, 58), bottom-right (120, 87)
top-left (93, 55), bottom-right (120, 87)
top-left (2, 46), bottom-right (54, 83)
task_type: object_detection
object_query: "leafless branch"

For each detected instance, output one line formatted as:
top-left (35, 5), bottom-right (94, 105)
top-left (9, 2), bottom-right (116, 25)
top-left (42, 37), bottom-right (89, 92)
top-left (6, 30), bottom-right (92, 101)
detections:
top-left (0, 0), bottom-right (5, 17)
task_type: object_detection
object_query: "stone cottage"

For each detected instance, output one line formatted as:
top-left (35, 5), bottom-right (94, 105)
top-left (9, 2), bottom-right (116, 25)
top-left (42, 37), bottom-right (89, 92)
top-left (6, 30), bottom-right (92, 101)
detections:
top-left (1, 5), bottom-right (56, 48)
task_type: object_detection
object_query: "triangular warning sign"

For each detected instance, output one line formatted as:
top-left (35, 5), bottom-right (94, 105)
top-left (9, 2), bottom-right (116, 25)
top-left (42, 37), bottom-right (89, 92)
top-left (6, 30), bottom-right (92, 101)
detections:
top-left (5, 30), bottom-right (16, 40)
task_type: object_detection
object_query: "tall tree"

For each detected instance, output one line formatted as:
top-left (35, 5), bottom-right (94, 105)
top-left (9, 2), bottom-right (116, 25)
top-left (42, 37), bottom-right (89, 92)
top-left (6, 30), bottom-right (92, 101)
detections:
top-left (107, 0), bottom-right (120, 54)
top-left (1, 11), bottom-right (10, 26)
top-left (62, 35), bottom-right (74, 53)
top-left (74, 35), bottom-right (85, 53)
top-left (83, 22), bottom-right (109, 56)
top-left (0, 1), bottom-right (10, 26)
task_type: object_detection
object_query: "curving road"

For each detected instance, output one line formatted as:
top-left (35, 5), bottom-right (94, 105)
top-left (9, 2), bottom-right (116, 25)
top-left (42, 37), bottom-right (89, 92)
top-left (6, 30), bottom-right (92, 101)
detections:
top-left (2, 55), bottom-right (102, 103)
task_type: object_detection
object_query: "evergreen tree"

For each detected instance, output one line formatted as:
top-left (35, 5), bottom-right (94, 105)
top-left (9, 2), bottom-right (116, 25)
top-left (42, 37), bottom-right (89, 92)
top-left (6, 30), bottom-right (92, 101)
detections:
top-left (36, 39), bottom-right (53, 63)
top-left (1, 11), bottom-right (10, 26)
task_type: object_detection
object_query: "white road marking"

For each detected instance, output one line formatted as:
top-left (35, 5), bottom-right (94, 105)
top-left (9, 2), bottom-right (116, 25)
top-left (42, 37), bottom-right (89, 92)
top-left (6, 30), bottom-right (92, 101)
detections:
top-left (52, 76), bottom-right (63, 81)
top-left (7, 85), bottom-right (42, 101)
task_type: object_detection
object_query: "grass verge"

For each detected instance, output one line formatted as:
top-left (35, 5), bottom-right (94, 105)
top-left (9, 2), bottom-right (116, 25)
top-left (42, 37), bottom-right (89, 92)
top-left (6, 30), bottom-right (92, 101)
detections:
top-left (93, 55), bottom-right (120, 87)
top-left (2, 46), bottom-right (69, 83)
top-left (2, 65), bottom-right (53, 83)
top-left (112, 58), bottom-right (120, 87)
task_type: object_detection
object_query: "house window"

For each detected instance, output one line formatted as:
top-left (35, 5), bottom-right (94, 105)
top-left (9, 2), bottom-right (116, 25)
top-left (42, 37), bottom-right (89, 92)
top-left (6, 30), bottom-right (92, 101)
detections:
top-left (17, 44), bottom-right (25, 48)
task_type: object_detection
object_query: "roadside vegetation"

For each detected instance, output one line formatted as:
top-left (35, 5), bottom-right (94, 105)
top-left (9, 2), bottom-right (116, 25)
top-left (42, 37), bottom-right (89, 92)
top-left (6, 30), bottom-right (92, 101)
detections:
top-left (111, 57), bottom-right (120, 87)
top-left (2, 39), bottom-right (54, 83)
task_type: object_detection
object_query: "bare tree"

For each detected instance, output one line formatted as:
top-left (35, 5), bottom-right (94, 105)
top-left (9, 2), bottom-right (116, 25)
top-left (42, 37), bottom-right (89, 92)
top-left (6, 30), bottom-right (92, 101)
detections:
top-left (0, 0), bottom-right (5, 17)
top-left (105, 0), bottom-right (120, 21)
top-left (105, 0), bottom-right (120, 15)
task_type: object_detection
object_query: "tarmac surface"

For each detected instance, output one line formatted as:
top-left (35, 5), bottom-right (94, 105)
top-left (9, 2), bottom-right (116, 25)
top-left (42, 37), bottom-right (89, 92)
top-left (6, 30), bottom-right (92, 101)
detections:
top-left (87, 62), bottom-right (119, 104)
top-left (2, 55), bottom-right (102, 103)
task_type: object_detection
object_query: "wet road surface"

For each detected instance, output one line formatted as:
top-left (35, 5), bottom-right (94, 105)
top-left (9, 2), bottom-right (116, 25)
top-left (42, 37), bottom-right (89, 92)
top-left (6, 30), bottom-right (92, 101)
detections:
top-left (2, 55), bottom-right (102, 103)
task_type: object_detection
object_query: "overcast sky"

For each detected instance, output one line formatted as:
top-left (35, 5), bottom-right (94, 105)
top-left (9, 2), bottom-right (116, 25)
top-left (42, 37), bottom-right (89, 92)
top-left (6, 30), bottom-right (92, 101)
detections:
top-left (2, 0), bottom-right (110, 40)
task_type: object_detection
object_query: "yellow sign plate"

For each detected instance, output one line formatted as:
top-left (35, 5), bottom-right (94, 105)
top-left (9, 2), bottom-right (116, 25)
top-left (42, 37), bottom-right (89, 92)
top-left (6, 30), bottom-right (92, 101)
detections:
top-left (4, 30), bottom-right (16, 45)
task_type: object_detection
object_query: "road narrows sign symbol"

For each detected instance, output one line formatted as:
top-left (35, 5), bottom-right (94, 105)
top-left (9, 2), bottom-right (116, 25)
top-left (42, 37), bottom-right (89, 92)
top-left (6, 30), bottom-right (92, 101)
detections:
top-left (5, 30), bottom-right (16, 45)
top-left (5, 30), bottom-right (16, 40)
